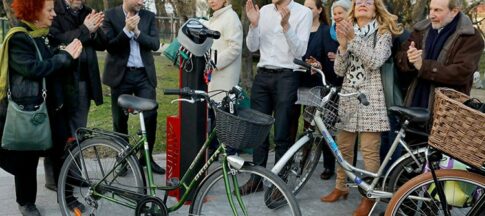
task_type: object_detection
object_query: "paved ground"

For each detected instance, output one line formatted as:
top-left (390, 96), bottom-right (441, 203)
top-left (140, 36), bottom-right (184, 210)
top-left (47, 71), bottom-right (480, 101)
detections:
top-left (0, 152), bottom-right (389, 216)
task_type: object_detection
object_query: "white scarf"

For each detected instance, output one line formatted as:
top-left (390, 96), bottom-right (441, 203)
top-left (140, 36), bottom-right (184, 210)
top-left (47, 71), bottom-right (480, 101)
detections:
top-left (346, 19), bottom-right (378, 89)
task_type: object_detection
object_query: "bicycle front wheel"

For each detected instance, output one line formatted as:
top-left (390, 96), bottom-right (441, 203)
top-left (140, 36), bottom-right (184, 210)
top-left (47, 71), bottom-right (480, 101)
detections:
top-left (190, 164), bottom-right (301, 216)
top-left (58, 138), bottom-right (145, 215)
top-left (282, 136), bottom-right (322, 194)
top-left (385, 169), bottom-right (485, 216)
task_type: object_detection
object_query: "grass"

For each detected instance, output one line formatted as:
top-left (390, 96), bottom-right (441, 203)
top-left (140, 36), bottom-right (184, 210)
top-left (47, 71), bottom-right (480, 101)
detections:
top-left (480, 52), bottom-right (485, 77)
top-left (89, 52), bottom-right (179, 152)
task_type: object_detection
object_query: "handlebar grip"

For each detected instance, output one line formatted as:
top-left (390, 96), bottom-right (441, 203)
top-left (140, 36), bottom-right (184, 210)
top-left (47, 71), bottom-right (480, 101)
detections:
top-left (204, 29), bottom-right (221, 39)
top-left (293, 59), bottom-right (312, 70)
top-left (164, 89), bottom-right (182, 95)
top-left (358, 93), bottom-right (370, 106)
top-left (164, 87), bottom-right (192, 97)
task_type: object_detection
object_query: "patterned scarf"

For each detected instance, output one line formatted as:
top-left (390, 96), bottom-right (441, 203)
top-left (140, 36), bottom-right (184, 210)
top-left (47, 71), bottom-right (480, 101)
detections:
top-left (346, 19), bottom-right (378, 89)
top-left (0, 20), bottom-right (49, 101)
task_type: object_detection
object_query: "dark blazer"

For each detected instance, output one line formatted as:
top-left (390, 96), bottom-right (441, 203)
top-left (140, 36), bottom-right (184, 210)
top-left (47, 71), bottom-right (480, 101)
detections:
top-left (49, 0), bottom-right (105, 107)
top-left (101, 6), bottom-right (160, 88)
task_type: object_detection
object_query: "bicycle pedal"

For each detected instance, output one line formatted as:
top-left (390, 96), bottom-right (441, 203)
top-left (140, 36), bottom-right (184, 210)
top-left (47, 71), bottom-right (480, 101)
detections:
top-left (167, 177), bottom-right (180, 187)
top-left (346, 183), bottom-right (358, 188)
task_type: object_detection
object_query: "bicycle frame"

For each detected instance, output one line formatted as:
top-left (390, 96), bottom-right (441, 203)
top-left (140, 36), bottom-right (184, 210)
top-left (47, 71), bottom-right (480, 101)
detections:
top-left (271, 90), bottom-right (427, 199)
top-left (73, 113), bottom-right (248, 214)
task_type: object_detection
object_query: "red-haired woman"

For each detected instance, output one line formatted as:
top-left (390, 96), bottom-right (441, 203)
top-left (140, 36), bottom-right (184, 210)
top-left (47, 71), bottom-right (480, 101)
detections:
top-left (0, 0), bottom-right (82, 215)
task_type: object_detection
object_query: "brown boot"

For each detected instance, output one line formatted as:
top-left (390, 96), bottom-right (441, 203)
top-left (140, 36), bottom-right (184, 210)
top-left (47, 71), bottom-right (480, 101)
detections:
top-left (353, 197), bottom-right (375, 216)
top-left (320, 188), bottom-right (349, 202)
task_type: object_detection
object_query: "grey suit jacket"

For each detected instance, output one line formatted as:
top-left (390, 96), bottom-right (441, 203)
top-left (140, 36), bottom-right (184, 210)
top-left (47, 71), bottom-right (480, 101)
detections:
top-left (102, 6), bottom-right (160, 88)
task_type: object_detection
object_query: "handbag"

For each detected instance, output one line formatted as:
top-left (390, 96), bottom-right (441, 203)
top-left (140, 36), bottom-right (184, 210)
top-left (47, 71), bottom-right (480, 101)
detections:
top-left (373, 33), bottom-right (403, 108)
top-left (163, 38), bottom-right (181, 66)
top-left (1, 35), bottom-right (53, 151)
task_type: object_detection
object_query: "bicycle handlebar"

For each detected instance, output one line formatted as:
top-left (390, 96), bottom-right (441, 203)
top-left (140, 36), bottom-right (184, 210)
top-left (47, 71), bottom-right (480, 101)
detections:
top-left (293, 58), bottom-right (327, 86)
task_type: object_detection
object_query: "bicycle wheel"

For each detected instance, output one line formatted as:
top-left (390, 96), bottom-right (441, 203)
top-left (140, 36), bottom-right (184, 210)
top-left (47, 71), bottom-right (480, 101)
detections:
top-left (385, 169), bottom-right (485, 216)
top-left (58, 138), bottom-right (145, 215)
top-left (281, 136), bottom-right (322, 194)
top-left (190, 165), bottom-right (301, 216)
top-left (387, 152), bottom-right (426, 192)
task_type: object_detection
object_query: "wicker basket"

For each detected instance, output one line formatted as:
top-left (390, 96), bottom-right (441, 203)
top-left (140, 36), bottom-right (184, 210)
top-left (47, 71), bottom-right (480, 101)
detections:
top-left (429, 88), bottom-right (485, 170)
top-left (214, 108), bottom-right (275, 149)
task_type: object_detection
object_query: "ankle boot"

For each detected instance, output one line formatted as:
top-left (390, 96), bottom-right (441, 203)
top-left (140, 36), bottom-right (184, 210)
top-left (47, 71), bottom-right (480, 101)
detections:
top-left (353, 197), bottom-right (375, 216)
top-left (44, 157), bottom-right (57, 191)
top-left (320, 188), bottom-right (349, 202)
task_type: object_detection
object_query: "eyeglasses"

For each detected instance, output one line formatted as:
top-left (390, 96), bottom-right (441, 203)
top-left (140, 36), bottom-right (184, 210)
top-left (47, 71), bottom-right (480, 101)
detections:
top-left (355, 0), bottom-right (374, 6)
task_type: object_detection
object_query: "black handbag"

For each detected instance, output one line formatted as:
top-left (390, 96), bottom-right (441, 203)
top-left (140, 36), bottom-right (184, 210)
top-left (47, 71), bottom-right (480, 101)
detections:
top-left (1, 35), bottom-right (53, 151)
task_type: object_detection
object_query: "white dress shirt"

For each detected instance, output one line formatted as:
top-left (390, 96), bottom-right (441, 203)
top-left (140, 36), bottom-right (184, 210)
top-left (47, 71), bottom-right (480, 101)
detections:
top-left (123, 11), bottom-right (144, 68)
top-left (246, 0), bottom-right (312, 70)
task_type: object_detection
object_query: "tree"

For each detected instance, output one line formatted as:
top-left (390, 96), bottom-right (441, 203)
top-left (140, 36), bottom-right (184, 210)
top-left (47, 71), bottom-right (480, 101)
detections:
top-left (2, 0), bottom-right (16, 26)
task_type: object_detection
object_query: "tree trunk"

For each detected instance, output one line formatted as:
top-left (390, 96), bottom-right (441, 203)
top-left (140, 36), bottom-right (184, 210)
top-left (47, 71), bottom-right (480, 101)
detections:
top-left (411, 0), bottom-right (429, 26)
top-left (156, 0), bottom-right (168, 17)
top-left (239, 4), bottom-right (254, 91)
top-left (103, 0), bottom-right (109, 11)
top-left (170, 0), bottom-right (195, 17)
top-left (2, 0), bottom-right (17, 27)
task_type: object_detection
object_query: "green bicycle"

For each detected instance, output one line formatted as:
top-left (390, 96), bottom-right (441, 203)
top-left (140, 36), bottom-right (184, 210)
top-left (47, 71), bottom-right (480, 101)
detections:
top-left (57, 86), bottom-right (301, 216)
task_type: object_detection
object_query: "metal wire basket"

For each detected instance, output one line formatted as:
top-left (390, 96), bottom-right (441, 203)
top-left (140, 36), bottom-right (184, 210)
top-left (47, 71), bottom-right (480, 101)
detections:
top-left (297, 87), bottom-right (358, 132)
top-left (214, 107), bottom-right (275, 149)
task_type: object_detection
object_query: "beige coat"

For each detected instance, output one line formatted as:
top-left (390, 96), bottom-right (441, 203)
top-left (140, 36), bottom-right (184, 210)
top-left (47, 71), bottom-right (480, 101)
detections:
top-left (204, 5), bottom-right (243, 102)
top-left (334, 31), bottom-right (391, 132)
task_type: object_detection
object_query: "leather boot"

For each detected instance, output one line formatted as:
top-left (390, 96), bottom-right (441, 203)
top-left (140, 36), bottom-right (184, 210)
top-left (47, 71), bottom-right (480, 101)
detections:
top-left (44, 157), bottom-right (57, 191)
top-left (353, 197), bottom-right (375, 216)
top-left (320, 188), bottom-right (349, 202)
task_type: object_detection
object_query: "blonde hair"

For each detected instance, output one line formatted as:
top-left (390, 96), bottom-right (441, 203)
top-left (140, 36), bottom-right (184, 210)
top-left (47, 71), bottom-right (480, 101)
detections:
top-left (348, 0), bottom-right (403, 36)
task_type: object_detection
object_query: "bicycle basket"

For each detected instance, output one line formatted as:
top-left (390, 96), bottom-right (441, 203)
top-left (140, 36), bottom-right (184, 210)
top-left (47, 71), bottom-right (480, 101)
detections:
top-left (429, 88), bottom-right (485, 170)
top-left (300, 87), bottom-right (358, 133)
top-left (214, 108), bottom-right (275, 149)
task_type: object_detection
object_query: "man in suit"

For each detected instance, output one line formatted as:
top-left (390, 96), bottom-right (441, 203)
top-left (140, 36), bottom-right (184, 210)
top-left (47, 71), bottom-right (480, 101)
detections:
top-left (102, 0), bottom-right (164, 174)
top-left (47, 0), bottom-right (106, 191)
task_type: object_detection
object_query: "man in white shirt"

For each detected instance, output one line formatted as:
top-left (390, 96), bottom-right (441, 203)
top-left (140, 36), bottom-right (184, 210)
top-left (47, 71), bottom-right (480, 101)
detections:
top-left (240, 0), bottom-right (312, 194)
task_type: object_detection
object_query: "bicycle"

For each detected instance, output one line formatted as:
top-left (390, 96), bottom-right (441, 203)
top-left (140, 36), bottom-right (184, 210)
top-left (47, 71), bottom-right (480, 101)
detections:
top-left (385, 148), bottom-right (485, 215)
top-left (57, 86), bottom-right (301, 216)
top-left (270, 59), bottom-right (430, 208)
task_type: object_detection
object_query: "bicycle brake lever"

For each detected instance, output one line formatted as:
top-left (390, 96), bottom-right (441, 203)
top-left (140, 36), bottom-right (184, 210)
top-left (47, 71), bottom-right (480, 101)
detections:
top-left (171, 98), bottom-right (195, 104)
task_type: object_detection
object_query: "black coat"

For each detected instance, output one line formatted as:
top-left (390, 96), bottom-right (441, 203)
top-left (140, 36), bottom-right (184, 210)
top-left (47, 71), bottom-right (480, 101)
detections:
top-left (49, 0), bottom-right (105, 107)
top-left (0, 23), bottom-right (74, 139)
top-left (101, 6), bottom-right (160, 88)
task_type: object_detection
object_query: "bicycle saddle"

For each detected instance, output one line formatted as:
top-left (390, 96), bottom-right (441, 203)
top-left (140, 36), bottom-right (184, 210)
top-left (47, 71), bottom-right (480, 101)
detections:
top-left (389, 106), bottom-right (430, 123)
top-left (118, 94), bottom-right (158, 112)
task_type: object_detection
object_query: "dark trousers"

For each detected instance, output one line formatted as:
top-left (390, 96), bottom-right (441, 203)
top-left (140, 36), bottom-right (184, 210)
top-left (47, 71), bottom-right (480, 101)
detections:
top-left (0, 150), bottom-right (39, 205)
top-left (44, 106), bottom-right (71, 186)
top-left (251, 68), bottom-right (299, 167)
top-left (380, 113), bottom-right (402, 171)
top-left (110, 68), bottom-right (157, 159)
top-left (68, 81), bottom-right (90, 135)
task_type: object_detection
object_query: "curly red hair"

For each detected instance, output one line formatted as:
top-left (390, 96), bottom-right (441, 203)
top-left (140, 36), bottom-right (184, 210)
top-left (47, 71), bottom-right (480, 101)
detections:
top-left (11, 0), bottom-right (51, 22)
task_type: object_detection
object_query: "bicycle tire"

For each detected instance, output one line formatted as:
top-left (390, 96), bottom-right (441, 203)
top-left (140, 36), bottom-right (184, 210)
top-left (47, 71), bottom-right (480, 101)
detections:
top-left (385, 169), bottom-right (485, 216)
top-left (189, 164), bottom-right (301, 216)
top-left (281, 136), bottom-right (322, 195)
top-left (387, 152), bottom-right (426, 193)
top-left (58, 138), bottom-right (145, 215)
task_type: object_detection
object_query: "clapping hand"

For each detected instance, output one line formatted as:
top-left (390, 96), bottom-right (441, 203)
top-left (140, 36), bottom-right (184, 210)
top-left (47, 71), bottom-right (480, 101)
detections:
top-left (245, 0), bottom-right (260, 28)
top-left (336, 19), bottom-right (354, 52)
top-left (279, 6), bottom-right (291, 32)
top-left (64, 39), bottom-right (83, 59)
top-left (84, 10), bottom-right (104, 33)
top-left (407, 41), bottom-right (423, 70)
top-left (125, 13), bottom-right (140, 34)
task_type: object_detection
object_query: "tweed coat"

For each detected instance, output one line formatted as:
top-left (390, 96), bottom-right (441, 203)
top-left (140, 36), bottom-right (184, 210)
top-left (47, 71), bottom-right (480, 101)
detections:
top-left (334, 31), bottom-right (391, 132)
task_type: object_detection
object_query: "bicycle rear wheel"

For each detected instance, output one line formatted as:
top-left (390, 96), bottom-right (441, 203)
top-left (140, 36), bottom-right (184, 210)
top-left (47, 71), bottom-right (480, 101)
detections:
top-left (387, 152), bottom-right (426, 193)
top-left (282, 136), bottom-right (322, 194)
top-left (385, 169), bottom-right (485, 216)
top-left (58, 138), bottom-right (145, 215)
top-left (190, 165), bottom-right (301, 216)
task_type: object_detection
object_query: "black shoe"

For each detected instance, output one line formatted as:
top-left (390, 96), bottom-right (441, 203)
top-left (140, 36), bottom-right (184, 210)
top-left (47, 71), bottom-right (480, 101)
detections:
top-left (18, 203), bottom-right (41, 216)
top-left (67, 199), bottom-right (86, 213)
top-left (45, 183), bottom-right (57, 192)
top-left (238, 179), bottom-right (263, 196)
top-left (320, 168), bottom-right (334, 180)
top-left (140, 159), bottom-right (166, 175)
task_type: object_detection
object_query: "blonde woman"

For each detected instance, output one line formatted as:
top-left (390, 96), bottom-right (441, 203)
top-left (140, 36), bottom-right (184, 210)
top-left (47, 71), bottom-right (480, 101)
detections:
top-left (319, 0), bottom-right (402, 216)
top-left (205, 0), bottom-right (243, 102)
top-left (204, 0), bottom-right (243, 155)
